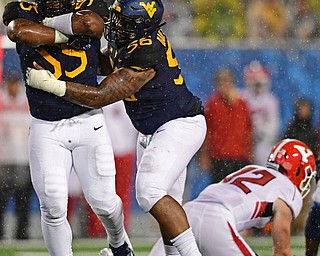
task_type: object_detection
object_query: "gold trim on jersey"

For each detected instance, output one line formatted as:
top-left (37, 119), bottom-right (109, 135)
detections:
top-left (20, 2), bottom-right (38, 13)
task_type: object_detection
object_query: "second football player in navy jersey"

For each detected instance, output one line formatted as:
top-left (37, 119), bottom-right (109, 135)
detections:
top-left (4, 0), bottom-right (106, 120)
top-left (26, 0), bottom-right (206, 255)
top-left (3, 0), bottom-right (154, 255)
top-left (107, 29), bottom-right (204, 134)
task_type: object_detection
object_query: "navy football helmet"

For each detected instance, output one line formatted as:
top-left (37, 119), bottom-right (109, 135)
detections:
top-left (36, 0), bottom-right (76, 17)
top-left (106, 0), bottom-right (164, 47)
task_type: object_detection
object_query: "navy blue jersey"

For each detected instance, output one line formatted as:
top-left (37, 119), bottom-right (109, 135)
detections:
top-left (108, 30), bottom-right (204, 134)
top-left (3, 1), bottom-right (107, 121)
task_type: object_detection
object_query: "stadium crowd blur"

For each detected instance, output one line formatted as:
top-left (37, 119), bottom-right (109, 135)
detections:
top-left (162, 0), bottom-right (320, 46)
top-left (1, 0), bottom-right (320, 240)
top-left (0, 0), bottom-right (319, 42)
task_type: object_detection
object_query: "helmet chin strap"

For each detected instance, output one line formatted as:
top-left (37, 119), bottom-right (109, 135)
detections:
top-left (266, 161), bottom-right (279, 171)
top-left (159, 22), bottom-right (166, 28)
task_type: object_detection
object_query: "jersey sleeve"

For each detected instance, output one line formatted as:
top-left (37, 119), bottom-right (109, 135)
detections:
top-left (277, 182), bottom-right (303, 219)
top-left (3, 1), bottom-right (40, 25)
top-left (122, 38), bottom-right (163, 69)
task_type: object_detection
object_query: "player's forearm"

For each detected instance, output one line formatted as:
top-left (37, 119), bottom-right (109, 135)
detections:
top-left (271, 200), bottom-right (292, 256)
top-left (271, 220), bottom-right (291, 256)
top-left (7, 19), bottom-right (57, 46)
top-left (272, 245), bottom-right (291, 256)
top-left (272, 231), bottom-right (291, 255)
top-left (64, 68), bottom-right (155, 108)
top-left (42, 10), bottom-right (104, 38)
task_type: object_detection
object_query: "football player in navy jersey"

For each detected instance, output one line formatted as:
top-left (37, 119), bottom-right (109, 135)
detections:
top-left (3, 0), bottom-right (154, 255)
top-left (27, 0), bottom-right (206, 255)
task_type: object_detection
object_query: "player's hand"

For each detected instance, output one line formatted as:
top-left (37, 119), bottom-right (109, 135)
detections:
top-left (26, 63), bottom-right (66, 97)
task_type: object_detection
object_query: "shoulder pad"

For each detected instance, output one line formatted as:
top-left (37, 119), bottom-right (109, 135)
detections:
top-left (122, 38), bottom-right (163, 69)
top-left (3, 1), bottom-right (40, 25)
top-left (76, 0), bottom-right (109, 19)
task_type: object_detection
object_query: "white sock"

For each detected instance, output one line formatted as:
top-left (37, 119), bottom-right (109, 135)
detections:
top-left (96, 195), bottom-right (125, 248)
top-left (170, 228), bottom-right (201, 256)
top-left (164, 244), bottom-right (180, 256)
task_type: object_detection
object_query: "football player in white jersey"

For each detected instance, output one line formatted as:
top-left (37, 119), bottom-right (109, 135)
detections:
top-left (149, 139), bottom-right (316, 256)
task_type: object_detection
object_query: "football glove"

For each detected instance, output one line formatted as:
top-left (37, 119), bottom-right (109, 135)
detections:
top-left (26, 68), bottom-right (66, 97)
top-left (67, 35), bottom-right (91, 50)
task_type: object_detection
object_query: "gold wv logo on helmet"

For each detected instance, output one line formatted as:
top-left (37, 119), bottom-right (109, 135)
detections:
top-left (139, 1), bottom-right (156, 18)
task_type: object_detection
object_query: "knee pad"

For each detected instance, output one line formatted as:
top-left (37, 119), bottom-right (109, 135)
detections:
top-left (92, 194), bottom-right (121, 217)
top-left (40, 166), bottom-right (68, 226)
top-left (93, 195), bottom-right (124, 231)
top-left (136, 144), bottom-right (179, 212)
top-left (136, 184), bottom-right (166, 212)
top-left (305, 203), bottom-right (320, 240)
top-left (41, 201), bottom-right (67, 226)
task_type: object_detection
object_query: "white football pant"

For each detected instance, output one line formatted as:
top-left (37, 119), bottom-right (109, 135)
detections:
top-left (136, 114), bottom-right (207, 212)
top-left (29, 109), bottom-right (125, 256)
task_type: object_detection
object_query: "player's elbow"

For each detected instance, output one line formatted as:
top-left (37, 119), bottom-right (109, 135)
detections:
top-left (87, 17), bottom-right (104, 38)
top-left (7, 22), bottom-right (23, 42)
top-left (73, 11), bottom-right (104, 38)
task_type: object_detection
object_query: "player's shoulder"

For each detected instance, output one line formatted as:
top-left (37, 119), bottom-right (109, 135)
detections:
top-left (3, 1), bottom-right (40, 25)
top-left (75, 0), bottom-right (109, 18)
top-left (268, 168), bottom-right (298, 195)
top-left (121, 30), bottom-right (166, 69)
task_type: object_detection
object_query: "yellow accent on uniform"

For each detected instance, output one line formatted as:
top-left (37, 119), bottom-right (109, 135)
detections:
top-left (157, 30), bottom-right (166, 47)
top-left (125, 94), bottom-right (138, 101)
top-left (113, 5), bottom-right (121, 12)
top-left (130, 66), bottom-right (148, 71)
top-left (139, 1), bottom-right (156, 18)
top-left (75, 0), bottom-right (90, 9)
top-left (174, 74), bottom-right (183, 85)
top-left (62, 45), bottom-right (88, 78)
top-left (38, 49), bottom-right (62, 78)
top-left (20, 2), bottom-right (38, 13)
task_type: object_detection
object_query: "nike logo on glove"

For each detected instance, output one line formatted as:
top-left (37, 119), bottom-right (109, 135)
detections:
top-left (94, 125), bottom-right (103, 131)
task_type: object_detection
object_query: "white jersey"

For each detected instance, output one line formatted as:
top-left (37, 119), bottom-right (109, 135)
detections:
top-left (195, 165), bottom-right (302, 231)
top-left (149, 165), bottom-right (302, 256)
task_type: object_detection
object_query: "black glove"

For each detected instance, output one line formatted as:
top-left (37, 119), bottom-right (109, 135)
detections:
top-left (67, 35), bottom-right (91, 50)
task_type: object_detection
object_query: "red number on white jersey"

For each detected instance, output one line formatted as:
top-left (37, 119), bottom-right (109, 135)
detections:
top-left (223, 166), bottom-right (276, 194)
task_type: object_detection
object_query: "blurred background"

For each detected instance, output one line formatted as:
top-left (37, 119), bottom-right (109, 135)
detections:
top-left (1, 0), bottom-right (320, 247)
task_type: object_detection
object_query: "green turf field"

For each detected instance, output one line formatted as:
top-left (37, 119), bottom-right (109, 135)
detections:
top-left (0, 236), bottom-right (307, 256)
